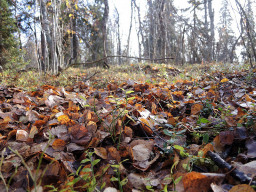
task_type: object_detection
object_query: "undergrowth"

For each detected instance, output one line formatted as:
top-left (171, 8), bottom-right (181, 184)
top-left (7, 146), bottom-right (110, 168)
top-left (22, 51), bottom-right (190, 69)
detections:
top-left (0, 62), bottom-right (252, 91)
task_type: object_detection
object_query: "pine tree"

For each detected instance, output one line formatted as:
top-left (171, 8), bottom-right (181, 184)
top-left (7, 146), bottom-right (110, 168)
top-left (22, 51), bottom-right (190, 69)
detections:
top-left (216, 0), bottom-right (236, 62)
top-left (0, 0), bottom-right (18, 67)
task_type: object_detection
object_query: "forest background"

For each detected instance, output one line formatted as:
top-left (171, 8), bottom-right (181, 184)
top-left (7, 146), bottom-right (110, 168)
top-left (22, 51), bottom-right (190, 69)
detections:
top-left (1, 0), bottom-right (256, 73)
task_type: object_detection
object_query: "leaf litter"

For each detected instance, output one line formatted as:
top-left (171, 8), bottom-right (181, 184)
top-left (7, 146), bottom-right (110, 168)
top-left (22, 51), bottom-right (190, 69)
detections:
top-left (0, 69), bottom-right (255, 191)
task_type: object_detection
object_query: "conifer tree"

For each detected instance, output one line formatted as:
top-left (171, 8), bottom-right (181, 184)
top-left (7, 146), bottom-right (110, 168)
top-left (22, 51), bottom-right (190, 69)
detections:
top-left (0, 0), bottom-right (18, 67)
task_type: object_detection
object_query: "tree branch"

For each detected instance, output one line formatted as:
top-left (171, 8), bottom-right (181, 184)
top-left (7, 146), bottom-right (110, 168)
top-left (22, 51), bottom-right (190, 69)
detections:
top-left (70, 55), bottom-right (174, 67)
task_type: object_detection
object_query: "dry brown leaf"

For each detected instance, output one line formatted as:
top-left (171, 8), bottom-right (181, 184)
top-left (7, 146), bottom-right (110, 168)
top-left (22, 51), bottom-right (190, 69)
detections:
top-left (229, 184), bottom-right (255, 192)
top-left (191, 103), bottom-right (203, 115)
top-left (68, 124), bottom-right (92, 145)
top-left (16, 130), bottom-right (29, 141)
top-left (219, 131), bottom-right (234, 146)
top-left (107, 146), bottom-right (121, 162)
top-left (94, 147), bottom-right (107, 159)
top-left (52, 139), bottom-right (66, 151)
top-left (29, 126), bottom-right (38, 139)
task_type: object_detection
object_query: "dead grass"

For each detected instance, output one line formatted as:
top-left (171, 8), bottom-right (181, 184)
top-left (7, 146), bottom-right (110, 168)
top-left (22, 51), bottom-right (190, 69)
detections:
top-left (0, 62), bottom-right (251, 90)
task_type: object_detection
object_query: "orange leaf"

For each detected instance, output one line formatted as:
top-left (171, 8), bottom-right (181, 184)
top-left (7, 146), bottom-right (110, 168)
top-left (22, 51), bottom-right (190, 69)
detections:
top-left (139, 118), bottom-right (153, 135)
top-left (191, 103), bottom-right (203, 115)
top-left (108, 146), bottom-right (121, 162)
top-left (183, 172), bottom-right (209, 192)
top-left (167, 116), bottom-right (176, 126)
top-left (199, 143), bottom-right (213, 158)
top-left (52, 139), bottom-right (66, 151)
top-left (34, 120), bottom-right (46, 128)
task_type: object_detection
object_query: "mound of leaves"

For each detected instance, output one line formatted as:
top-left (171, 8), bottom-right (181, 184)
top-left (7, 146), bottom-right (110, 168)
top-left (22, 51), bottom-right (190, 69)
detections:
top-left (0, 69), bottom-right (255, 192)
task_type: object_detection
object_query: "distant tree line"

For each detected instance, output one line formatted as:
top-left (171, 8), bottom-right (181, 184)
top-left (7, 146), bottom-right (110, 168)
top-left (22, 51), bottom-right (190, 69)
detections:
top-left (0, 0), bottom-right (255, 73)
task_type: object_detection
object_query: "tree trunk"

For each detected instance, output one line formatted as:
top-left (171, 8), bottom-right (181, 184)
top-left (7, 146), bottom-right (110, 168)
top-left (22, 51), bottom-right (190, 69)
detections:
top-left (208, 0), bottom-right (214, 61)
top-left (134, 0), bottom-right (145, 63)
top-left (148, 0), bottom-right (154, 62)
top-left (102, 0), bottom-right (109, 68)
top-left (115, 7), bottom-right (122, 65)
top-left (159, 0), bottom-right (166, 63)
top-left (126, 0), bottom-right (133, 63)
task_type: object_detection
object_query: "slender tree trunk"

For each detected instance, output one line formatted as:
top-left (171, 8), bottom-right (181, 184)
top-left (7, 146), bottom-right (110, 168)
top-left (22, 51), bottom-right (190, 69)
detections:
top-left (68, 1), bottom-right (78, 67)
top-left (134, 0), bottom-right (144, 62)
top-left (208, 0), bottom-right (214, 61)
top-left (102, 0), bottom-right (109, 68)
top-left (148, 0), bottom-right (154, 62)
top-left (159, 0), bottom-right (166, 63)
top-left (40, 0), bottom-right (53, 72)
top-left (115, 7), bottom-right (121, 65)
top-left (126, 0), bottom-right (134, 63)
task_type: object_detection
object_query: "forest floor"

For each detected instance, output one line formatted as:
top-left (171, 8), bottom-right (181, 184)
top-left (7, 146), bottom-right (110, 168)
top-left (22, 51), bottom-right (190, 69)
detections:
top-left (0, 62), bottom-right (256, 192)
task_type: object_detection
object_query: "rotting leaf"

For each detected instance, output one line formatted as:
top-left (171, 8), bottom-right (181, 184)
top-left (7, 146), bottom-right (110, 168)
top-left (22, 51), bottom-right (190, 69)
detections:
top-left (228, 184), bottom-right (255, 192)
top-left (94, 147), bottom-right (107, 160)
top-left (191, 103), bottom-right (203, 115)
top-left (52, 139), bottom-right (66, 151)
top-left (68, 124), bottom-right (92, 145)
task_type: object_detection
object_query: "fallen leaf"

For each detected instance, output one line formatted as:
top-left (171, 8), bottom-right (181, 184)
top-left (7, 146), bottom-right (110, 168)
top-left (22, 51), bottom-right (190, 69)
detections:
top-left (52, 139), bottom-right (66, 151)
top-left (94, 147), bottom-right (107, 159)
top-left (221, 78), bottom-right (229, 83)
top-left (191, 103), bottom-right (203, 115)
top-left (16, 130), bottom-right (29, 141)
top-left (228, 184), bottom-right (255, 192)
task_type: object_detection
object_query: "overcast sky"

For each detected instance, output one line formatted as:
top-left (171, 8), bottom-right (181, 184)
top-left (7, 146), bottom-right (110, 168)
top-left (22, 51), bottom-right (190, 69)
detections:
top-left (108, 0), bottom-right (251, 55)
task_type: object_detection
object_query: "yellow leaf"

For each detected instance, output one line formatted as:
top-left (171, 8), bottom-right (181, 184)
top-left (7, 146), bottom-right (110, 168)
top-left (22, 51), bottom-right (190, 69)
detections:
top-left (28, 5), bottom-right (31, 10)
top-left (69, 13), bottom-right (74, 18)
top-left (46, 2), bottom-right (52, 7)
top-left (57, 115), bottom-right (70, 125)
top-left (221, 78), bottom-right (229, 83)
top-left (75, 4), bottom-right (78, 10)
top-left (79, 39), bottom-right (82, 43)
top-left (66, 0), bottom-right (70, 8)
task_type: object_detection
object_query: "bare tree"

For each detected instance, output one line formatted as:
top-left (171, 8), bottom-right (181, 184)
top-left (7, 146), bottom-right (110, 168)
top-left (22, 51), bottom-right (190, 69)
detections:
top-left (235, 0), bottom-right (256, 68)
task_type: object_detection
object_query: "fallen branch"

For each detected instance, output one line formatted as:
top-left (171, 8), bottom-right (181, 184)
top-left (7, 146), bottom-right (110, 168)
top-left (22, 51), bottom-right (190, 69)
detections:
top-left (207, 151), bottom-right (256, 186)
top-left (70, 55), bottom-right (174, 67)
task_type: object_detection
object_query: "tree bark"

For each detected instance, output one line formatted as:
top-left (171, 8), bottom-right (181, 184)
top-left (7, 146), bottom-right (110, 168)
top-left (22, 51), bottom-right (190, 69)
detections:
top-left (208, 0), bottom-right (214, 61)
top-left (102, 0), bottom-right (109, 68)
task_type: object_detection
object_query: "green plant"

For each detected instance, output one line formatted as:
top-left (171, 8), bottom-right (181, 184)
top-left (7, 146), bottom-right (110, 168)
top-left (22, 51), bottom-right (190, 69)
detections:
top-left (92, 91), bottom-right (132, 148)
top-left (110, 160), bottom-right (128, 192)
top-left (61, 151), bottom-right (106, 192)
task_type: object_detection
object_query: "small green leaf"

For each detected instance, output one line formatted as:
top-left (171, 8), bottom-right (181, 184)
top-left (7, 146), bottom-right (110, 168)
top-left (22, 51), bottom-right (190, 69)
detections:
top-left (82, 168), bottom-right (92, 172)
top-left (174, 176), bottom-right (182, 184)
top-left (110, 177), bottom-right (119, 182)
top-left (81, 159), bottom-right (90, 164)
top-left (163, 129), bottom-right (174, 136)
top-left (120, 178), bottom-right (128, 186)
top-left (111, 164), bottom-right (120, 169)
top-left (92, 159), bottom-right (100, 166)
top-left (202, 133), bottom-right (209, 144)
top-left (126, 90), bottom-right (134, 94)
top-left (101, 182), bottom-right (106, 189)
top-left (127, 97), bottom-right (135, 101)
top-left (173, 145), bottom-right (184, 151)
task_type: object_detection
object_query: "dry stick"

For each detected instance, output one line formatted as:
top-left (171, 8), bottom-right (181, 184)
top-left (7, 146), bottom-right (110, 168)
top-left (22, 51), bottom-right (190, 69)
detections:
top-left (70, 55), bottom-right (174, 67)
top-left (207, 151), bottom-right (256, 186)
